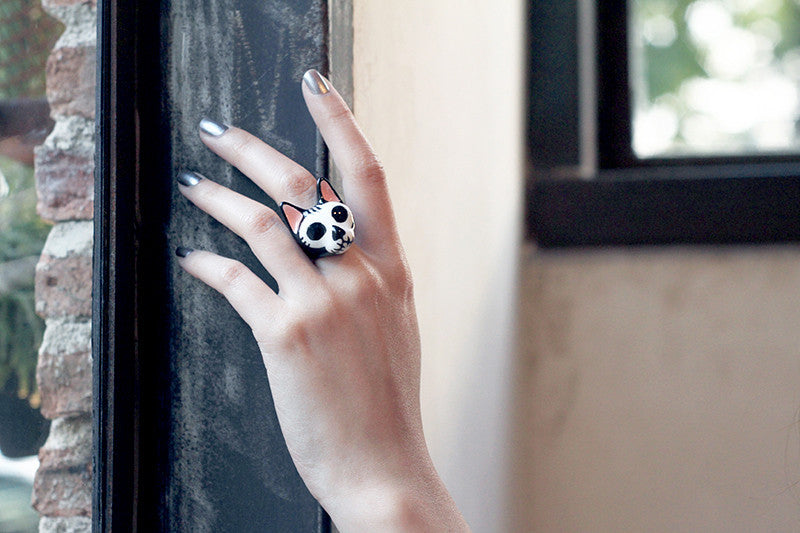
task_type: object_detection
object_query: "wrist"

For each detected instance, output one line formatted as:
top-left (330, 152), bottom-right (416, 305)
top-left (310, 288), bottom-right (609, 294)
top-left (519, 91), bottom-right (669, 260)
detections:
top-left (320, 459), bottom-right (469, 532)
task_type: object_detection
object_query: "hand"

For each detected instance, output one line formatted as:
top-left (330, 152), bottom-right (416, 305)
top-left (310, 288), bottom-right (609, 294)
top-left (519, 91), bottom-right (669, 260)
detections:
top-left (175, 70), bottom-right (469, 532)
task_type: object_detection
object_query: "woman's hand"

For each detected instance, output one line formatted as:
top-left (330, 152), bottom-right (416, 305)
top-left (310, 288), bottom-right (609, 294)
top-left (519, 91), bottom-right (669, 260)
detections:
top-left (175, 70), bottom-right (468, 532)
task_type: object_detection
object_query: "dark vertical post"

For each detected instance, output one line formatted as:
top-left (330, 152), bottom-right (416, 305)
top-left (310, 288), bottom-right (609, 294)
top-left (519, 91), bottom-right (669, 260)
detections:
top-left (96, 0), bottom-right (331, 530)
top-left (93, 0), bottom-right (138, 529)
top-left (596, 0), bottom-right (633, 169)
top-left (526, 1), bottom-right (581, 172)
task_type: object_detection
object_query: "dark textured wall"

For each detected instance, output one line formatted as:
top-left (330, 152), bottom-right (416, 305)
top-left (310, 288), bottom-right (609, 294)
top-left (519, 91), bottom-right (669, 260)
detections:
top-left (161, 1), bottom-right (327, 530)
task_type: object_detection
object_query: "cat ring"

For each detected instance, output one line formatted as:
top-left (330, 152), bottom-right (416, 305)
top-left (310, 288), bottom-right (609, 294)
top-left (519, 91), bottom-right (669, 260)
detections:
top-left (280, 177), bottom-right (355, 259)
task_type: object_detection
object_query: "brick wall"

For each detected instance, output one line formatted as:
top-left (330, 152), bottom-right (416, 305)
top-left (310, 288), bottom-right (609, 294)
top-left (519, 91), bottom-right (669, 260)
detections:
top-left (32, 0), bottom-right (96, 531)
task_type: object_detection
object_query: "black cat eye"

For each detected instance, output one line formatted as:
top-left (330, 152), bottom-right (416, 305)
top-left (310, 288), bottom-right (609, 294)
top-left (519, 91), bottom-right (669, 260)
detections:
top-left (306, 222), bottom-right (326, 240)
top-left (331, 206), bottom-right (348, 223)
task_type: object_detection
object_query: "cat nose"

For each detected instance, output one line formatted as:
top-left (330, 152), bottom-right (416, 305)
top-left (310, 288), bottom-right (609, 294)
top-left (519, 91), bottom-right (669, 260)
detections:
top-left (331, 226), bottom-right (346, 240)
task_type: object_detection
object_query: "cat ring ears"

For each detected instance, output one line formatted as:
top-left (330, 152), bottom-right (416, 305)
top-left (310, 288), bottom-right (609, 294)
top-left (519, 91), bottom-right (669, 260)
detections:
top-left (280, 178), bottom-right (356, 260)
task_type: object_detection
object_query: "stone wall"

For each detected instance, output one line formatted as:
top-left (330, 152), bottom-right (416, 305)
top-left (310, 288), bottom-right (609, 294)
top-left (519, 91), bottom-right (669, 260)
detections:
top-left (31, 0), bottom-right (95, 531)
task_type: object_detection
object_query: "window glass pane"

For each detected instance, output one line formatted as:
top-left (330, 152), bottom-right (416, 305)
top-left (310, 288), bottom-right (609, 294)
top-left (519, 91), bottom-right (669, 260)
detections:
top-left (630, 0), bottom-right (800, 157)
top-left (0, 1), bottom-right (62, 530)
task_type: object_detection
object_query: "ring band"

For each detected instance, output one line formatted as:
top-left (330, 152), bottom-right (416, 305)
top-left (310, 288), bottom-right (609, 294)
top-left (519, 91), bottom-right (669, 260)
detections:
top-left (280, 178), bottom-right (355, 259)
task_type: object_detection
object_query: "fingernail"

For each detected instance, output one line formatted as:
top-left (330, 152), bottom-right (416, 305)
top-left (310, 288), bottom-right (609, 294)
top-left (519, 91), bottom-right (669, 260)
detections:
top-left (199, 117), bottom-right (228, 137)
top-left (303, 69), bottom-right (330, 95)
top-left (177, 171), bottom-right (203, 187)
top-left (175, 246), bottom-right (194, 258)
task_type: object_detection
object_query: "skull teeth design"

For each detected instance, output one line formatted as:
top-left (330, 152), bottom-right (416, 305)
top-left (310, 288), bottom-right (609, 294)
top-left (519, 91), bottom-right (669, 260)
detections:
top-left (297, 202), bottom-right (355, 256)
top-left (330, 235), bottom-right (353, 254)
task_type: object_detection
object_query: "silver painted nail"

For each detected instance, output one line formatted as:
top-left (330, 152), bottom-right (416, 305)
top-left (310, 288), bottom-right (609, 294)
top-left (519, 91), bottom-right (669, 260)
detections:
top-left (177, 171), bottom-right (203, 187)
top-left (303, 69), bottom-right (330, 95)
top-left (199, 117), bottom-right (228, 137)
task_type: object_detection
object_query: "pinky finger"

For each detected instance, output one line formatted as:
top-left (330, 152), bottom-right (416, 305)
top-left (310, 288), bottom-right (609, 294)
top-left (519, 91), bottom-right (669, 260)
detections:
top-left (176, 248), bottom-right (283, 339)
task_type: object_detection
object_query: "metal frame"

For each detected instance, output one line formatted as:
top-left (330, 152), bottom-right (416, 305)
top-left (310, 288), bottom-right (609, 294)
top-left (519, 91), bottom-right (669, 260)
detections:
top-left (93, 0), bottom-right (138, 528)
top-left (526, 0), bottom-right (800, 247)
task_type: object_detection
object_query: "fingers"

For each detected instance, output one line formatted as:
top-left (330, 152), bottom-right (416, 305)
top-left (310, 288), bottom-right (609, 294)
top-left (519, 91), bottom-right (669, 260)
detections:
top-left (176, 249), bottom-right (282, 340)
top-left (177, 171), bottom-right (321, 297)
top-left (188, 70), bottom-right (400, 279)
top-left (301, 70), bottom-right (400, 256)
top-left (198, 119), bottom-right (318, 207)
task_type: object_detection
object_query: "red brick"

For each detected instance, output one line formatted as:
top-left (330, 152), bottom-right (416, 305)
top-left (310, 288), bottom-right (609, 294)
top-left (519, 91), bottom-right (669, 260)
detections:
top-left (35, 255), bottom-right (92, 318)
top-left (35, 146), bottom-right (94, 222)
top-left (46, 46), bottom-right (96, 119)
top-left (32, 462), bottom-right (91, 517)
top-left (34, 0), bottom-right (97, 523)
top-left (37, 348), bottom-right (91, 419)
top-left (32, 417), bottom-right (92, 517)
top-left (38, 445), bottom-right (90, 471)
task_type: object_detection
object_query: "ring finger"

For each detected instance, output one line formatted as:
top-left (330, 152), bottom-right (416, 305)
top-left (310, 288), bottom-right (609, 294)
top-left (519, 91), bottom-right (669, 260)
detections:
top-left (177, 170), bottom-right (322, 297)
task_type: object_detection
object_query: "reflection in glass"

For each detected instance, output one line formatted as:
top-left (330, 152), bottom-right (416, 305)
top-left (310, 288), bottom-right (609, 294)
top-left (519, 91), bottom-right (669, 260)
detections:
top-left (0, 1), bottom-right (62, 531)
top-left (630, 0), bottom-right (800, 157)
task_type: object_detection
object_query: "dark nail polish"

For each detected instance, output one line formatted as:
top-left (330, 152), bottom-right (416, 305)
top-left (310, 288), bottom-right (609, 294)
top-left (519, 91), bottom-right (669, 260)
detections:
top-left (199, 117), bottom-right (228, 136)
top-left (177, 171), bottom-right (203, 187)
top-left (175, 246), bottom-right (194, 258)
top-left (303, 69), bottom-right (330, 95)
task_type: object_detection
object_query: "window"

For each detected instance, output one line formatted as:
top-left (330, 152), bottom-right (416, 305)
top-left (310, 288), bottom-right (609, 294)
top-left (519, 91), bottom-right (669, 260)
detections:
top-left (631, 0), bottom-right (800, 157)
top-left (527, 0), bottom-right (800, 246)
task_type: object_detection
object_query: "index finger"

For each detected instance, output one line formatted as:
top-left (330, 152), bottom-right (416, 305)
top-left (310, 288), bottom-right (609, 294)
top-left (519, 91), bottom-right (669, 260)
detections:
top-left (198, 121), bottom-right (319, 208)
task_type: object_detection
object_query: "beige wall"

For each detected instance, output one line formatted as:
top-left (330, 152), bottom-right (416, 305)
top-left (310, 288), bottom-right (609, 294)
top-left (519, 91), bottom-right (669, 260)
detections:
top-left (513, 246), bottom-right (800, 531)
top-left (351, 1), bottom-right (524, 531)
top-left (350, 2), bottom-right (800, 532)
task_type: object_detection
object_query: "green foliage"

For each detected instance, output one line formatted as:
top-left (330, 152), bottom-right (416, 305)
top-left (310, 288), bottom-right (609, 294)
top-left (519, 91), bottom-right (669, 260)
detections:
top-left (0, 155), bottom-right (49, 404)
top-left (0, 0), bottom-right (62, 406)
top-left (0, 289), bottom-right (42, 401)
top-left (632, 0), bottom-right (800, 155)
top-left (0, 157), bottom-right (49, 261)
top-left (632, 0), bottom-right (800, 91)
top-left (635, 0), bottom-right (800, 98)
top-left (0, 0), bottom-right (63, 100)
top-left (640, 0), bottom-right (705, 100)
top-left (773, 1), bottom-right (800, 54)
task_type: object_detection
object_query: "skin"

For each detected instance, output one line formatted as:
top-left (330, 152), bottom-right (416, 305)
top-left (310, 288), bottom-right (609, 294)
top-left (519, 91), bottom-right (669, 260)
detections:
top-left (176, 71), bottom-right (470, 532)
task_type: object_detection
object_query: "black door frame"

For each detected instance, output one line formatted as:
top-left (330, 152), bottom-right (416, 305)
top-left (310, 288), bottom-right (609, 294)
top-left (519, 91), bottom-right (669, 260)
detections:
top-left (93, 1), bottom-right (331, 529)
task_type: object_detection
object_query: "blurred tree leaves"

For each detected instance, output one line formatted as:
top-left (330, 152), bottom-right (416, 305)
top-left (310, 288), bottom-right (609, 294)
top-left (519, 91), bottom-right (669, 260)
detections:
top-left (638, 0), bottom-right (705, 100)
top-left (0, 0), bottom-right (62, 100)
top-left (635, 0), bottom-right (800, 98)
top-left (632, 0), bottom-right (800, 155)
top-left (0, 155), bottom-right (49, 405)
top-left (0, 0), bottom-right (62, 407)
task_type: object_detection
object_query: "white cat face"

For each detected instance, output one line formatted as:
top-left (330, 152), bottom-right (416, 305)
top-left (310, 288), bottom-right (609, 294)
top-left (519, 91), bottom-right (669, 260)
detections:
top-left (281, 178), bottom-right (356, 258)
top-left (296, 201), bottom-right (355, 255)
